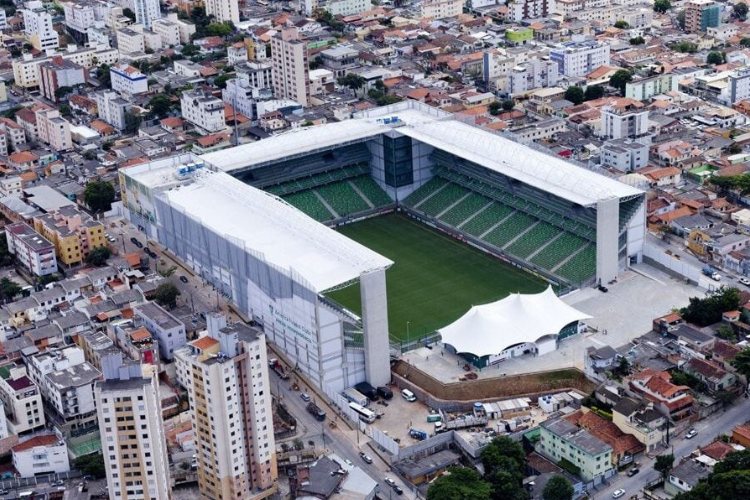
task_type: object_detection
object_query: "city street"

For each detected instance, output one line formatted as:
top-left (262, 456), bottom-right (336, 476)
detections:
top-left (594, 397), bottom-right (750, 499)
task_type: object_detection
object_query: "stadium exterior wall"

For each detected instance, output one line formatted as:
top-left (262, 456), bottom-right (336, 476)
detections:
top-left (153, 194), bottom-right (381, 392)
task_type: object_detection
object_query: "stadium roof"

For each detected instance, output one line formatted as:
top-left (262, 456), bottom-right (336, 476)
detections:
top-left (200, 120), bottom-right (386, 172)
top-left (438, 287), bottom-right (590, 356)
top-left (159, 171), bottom-right (393, 292)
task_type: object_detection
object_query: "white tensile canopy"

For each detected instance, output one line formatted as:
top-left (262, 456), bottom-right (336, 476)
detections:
top-left (438, 286), bottom-right (591, 356)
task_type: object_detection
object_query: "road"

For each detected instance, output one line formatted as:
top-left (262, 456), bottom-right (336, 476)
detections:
top-left (269, 365), bottom-right (415, 499)
top-left (594, 397), bottom-right (750, 499)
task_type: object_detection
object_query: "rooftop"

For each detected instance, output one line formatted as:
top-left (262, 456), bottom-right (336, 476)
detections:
top-left (134, 302), bottom-right (183, 330)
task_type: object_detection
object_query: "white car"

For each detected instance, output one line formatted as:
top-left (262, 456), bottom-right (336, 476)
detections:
top-left (612, 489), bottom-right (626, 499)
top-left (686, 428), bottom-right (698, 439)
top-left (740, 277), bottom-right (750, 286)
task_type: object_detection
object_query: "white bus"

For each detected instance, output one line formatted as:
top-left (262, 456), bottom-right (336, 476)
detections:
top-left (348, 402), bottom-right (376, 423)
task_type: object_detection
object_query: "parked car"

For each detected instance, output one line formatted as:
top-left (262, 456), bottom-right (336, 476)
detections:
top-left (627, 468), bottom-right (639, 477)
top-left (740, 277), bottom-right (750, 286)
top-left (52, 480), bottom-right (64, 487)
top-left (393, 485), bottom-right (404, 495)
top-left (300, 392), bottom-right (311, 402)
top-left (359, 451), bottom-right (373, 464)
top-left (686, 428), bottom-right (698, 439)
top-left (130, 237), bottom-right (143, 248)
top-left (179, 275), bottom-right (189, 284)
top-left (384, 478), bottom-right (396, 487)
top-left (612, 489), bottom-right (625, 499)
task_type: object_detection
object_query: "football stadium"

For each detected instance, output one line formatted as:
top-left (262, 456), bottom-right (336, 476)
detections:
top-left (121, 101), bottom-right (645, 391)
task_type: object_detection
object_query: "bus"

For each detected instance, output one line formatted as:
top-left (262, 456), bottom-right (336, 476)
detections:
top-left (348, 402), bottom-right (376, 424)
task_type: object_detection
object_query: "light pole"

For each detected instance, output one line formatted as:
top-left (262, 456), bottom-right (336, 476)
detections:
top-left (406, 321), bottom-right (411, 346)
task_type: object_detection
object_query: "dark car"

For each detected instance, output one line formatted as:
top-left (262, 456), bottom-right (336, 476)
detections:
top-left (627, 468), bottom-right (639, 477)
top-left (180, 276), bottom-right (189, 284)
top-left (130, 237), bottom-right (143, 248)
top-left (393, 485), bottom-right (404, 495)
top-left (377, 386), bottom-right (393, 400)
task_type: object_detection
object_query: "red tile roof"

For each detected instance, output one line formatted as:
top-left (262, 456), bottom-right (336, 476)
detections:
top-left (12, 434), bottom-right (59, 452)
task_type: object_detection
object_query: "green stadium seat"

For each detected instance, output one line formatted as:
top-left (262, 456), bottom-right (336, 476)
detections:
top-left (350, 176), bottom-right (392, 207)
top-left (555, 245), bottom-right (597, 284)
top-left (483, 212), bottom-right (536, 249)
top-left (316, 182), bottom-right (371, 216)
top-left (418, 183), bottom-right (470, 216)
top-left (403, 177), bottom-right (448, 207)
top-left (440, 193), bottom-right (491, 227)
top-left (505, 222), bottom-right (559, 259)
top-left (284, 191), bottom-right (335, 222)
top-left (530, 233), bottom-right (588, 272)
top-left (462, 203), bottom-right (513, 236)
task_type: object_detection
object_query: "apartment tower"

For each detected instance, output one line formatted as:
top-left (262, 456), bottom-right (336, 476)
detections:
top-left (271, 28), bottom-right (310, 106)
top-left (204, 0), bottom-right (239, 24)
top-left (174, 315), bottom-right (277, 500)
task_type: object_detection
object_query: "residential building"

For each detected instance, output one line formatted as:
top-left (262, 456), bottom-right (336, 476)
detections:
top-left (95, 90), bottom-right (130, 130)
top-left (62, 1), bottom-right (98, 42)
top-left (12, 45), bottom-right (119, 88)
top-left (152, 18), bottom-right (180, 46)
top-left (180, 90), bottom-right (226, 133)
top-left (204, 0), bottom-right (239, 24)
top-left (625, 74), bottom-right (678, 101)
top-left (508, 58), bottom-right (560, 95)
top-left (538, 416), bottom-right (613, 482)
top-left (0, 366), bottom-right (45, 434)
top-left (96, 366), bottom-right (171, 499)
top-left (237, 62), bottom-right (274, 91)
top-left (683, 357), bottom-right (737, 393)
top-left (666, 458), bottom-right (711, 496)
top-left (629, 369), bottom-right (694, 422)
top-left (507, 0), bottom-right (556, 21)
top-left (22, 1), bottom-right (59, 51)
top-left (39, 57), bottom-right (86, 103)
top-left (601, 139), bottom-right (649, 172)
top-left (729, 68), bottom-right (750, 105)
top-left (0, 119), bottom-right (27, 151)
top-left (0, 176), bottom-right (22, 198)
top-left (271, 29), bottom-right (310, 107)
top-left (612, 397), bottom-right (667, 452)
top-left (309, 0), bottom-right (370, 15)
top-left (6, 223), bottom-right (57, 277)
top-left (223, 79), bottom-right (263, 119)
top-left (319, 45), bottom-right (359, 79)
top-left (133, 302), bottom-right (186, 361)
top-left (110, 64), bottom-right (149, 95)
top-left (227, 43), bottom-right (248, 65)
top-left (421, 0), bottom-right (463, 18)
top-left (117, 27), bottom-right (146, 54)
top-left (174, 317), bottom-right (277, 499)
top-left (164, 13), bottom-right (195, 43)
top-left (601, 99), bottom-right (649, 139)
top-left (34, 206), bottom-right (107, 267)
top-left (685, 0), bottom-right (721, 33)
top-left (134, 0), bottom-right (160, 29)
top-left (12, 434), bottom-right (69, 478)
top-left (550, 40), bottom-right (610, 78)
top-left (35, 108), bottom-right (73, 152)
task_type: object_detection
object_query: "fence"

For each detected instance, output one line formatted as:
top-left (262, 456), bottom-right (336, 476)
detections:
top-left (0, 469), bottom-right (82, 491)
top-left (643, 242), bottom-right (713, 289)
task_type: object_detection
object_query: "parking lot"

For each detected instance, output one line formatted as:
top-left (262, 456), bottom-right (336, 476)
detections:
top-left (371, 391), bottom-right (435, 444)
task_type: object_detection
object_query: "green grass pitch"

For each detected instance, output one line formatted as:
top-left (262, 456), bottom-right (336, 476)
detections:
top-left (325, 213), bottom-right (547, 342)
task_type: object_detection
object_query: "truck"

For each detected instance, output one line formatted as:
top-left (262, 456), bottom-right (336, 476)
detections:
top-left (342, 387), bottom-right (369, 407)
top-left (354, 382), bottom-right (379, 401)
top-left (269, 358), bottom-right (289, 380)
top-left (377, 386), bottom-right (393, 400)
top-left (702, 266), bottom-right (721, 281)
top-left (307, 402), bottom-right (326, 421)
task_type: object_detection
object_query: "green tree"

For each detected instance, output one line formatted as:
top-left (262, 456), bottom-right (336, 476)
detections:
top-left (124, 110), bottom-right (142, 134)
top-left (614, 20), bottom-right (629, 29)
top-left (59, 103), bottom-right (72, 117)
top-left (630, 36), bottom-right (645, 45)
top-left (214, 73), bottom-right (232, 89)
top-left (123, 7), bottom-right (136, 22)
top-left (543, 475), bottom-right (574, 500)
top-left (481, 436), bottom-right (526, 473)
top-left (487, 467), bottom-right (527, 500)
top-left (181, 44), bottom-right (200, 57)
top-left (206, 22), bottom-right (233, 37)
top-left (86, 247), bottom-right (111, 266)
top-left (0, 278), bottom-right (21, 302)
top-left (74, 454), bottom-right (106, 478)
top-left (716, 390), bottom-right (737, 407)
top-left (502, 99), bottom-right (515, 112)
top-left (609, 69), bottom-right (633, 95)
top-left (0, 235), bottom-right (14, 267)
top-left (337, 73), bottom-right (367, 92)
top-left (426, 467), bottom-right (492, 500)
top-left (584, 85), bottom-right (604, 101)
top-left (730, 144), bottom-right (743, 155)
top-left (707, 51), bottom-right (726, 65)
top-left (681, 287), bottom-right (741, 326)
top-left (733, 348), bottom-right (750, 383)
top-left (155, 283), bottom-right (181, 309)
top-left (97, 64), bottom-right (111, 88)
top-left (716, 324), bottom-right (737, 341)
top-left (672, 41), bottom-right (699, 53)
top-left (655, 454), bottom-right (674, 480)
top-left (564, 86), bottom-right (584, 105)
top-left (489, 101), bottom-right (502, 115)
top-left (741, 37), bottom-right (750, 47)
top-left (84, 180), bottom-right (116, 213)
top-left (55, 86), bottom-right (73, 100)
top-left (653, 0), bottom-right (671, 13)
top-left (734, 2), bottom-right (749, 20)
top-left (715, 450), bottom-right (750, 474)
top-left (148, 94), bottom-right (172, 118)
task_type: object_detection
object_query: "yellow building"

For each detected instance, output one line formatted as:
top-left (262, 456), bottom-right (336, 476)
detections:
top-left (687, 228), bottom-right (711, 257)
top-left (34, 206), bottom-right (106, 266)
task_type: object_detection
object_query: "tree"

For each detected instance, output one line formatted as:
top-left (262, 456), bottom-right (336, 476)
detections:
top-left (614, 20), bottom-right (629, 29)
top-left (730, 144), bottom-right (743, 155)
top-left (672, 41), bottom-right (699, 53)
top-left (707, 51), bottom-right (726, 65)
top-left (716, 324), bottom-right (737, 341)
top-left (741, 38), bottom-right (750, 47)
top-left (681, 287), bottom-right (741, 326)
top-left (55, 86), bottom-right (73, 101)
top-left (653, 0), bottom-right (671, 13)
top-left (148, 94), bottom-right (172, 119)
top-left (584, 85), bottom-right (604, 101)
top-left (124, 110), bottom-right (142, 134)
top-left (181, 44), bottom-right (200, 57)
top-left (59, 103), bottom-right (72, 117)
top-left (206, 22), bottom-right (234, 37)
top-left (609, 69), bottom-right (633, 95)
top-left (502, 99), bottom-right (515, 112)
top-left (155, 283), bottom-right (181, 309)
top-left (715, 450), bottom-right (750, 474)
top-left (427, 467), bottom-right (492, 500)
top-left (84, 180), bottom-right (115, 213)
top-left (630, 36), bottom-right (645, 45)
top-left (543, 475), bottom-right (574, 500)
top-left (486, 468), bottom-right (527, 500)
top-left (655, 454), bottom-right (674, 480)
top-left (0, 278), bottom-right (21, 302)
top-left (481, 436), bottom-right (526, 473)
top-left (97, 64), bottom-right (111, 88)
top-left (732, 348), bottom-right (750, 382)
top-left (86, 247), bottom-right (111, 266)
top-left (123, 7), bottom-right (136, 22)
top-left (488, 101), bottom-right (502, 115)
top-left (214, 73), bottom-right (232, 89)
top-left (564, 86), bottom-right (584, 105)
top-left (337, 73), bottom-right (367, 92)
top-left (74, 454), bottom-right (106, 478)
top-left (0, 234), bottom-right (14, 267)
top-left (715, 390), bottom-right (737, 407)
top-left (734, 2), bottom-right (749, 20)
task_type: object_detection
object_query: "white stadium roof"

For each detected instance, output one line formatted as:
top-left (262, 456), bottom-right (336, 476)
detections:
top-left (161, 171), bottom-right (393, 292)
top-left (438, 287), bottom-right (591, 356)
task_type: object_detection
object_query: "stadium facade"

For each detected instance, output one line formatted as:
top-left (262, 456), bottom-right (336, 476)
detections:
top-left (120, 101), bottom-right (645, 391)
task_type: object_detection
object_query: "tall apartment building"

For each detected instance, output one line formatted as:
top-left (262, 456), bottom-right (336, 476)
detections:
top-left (39, 56), bottom-right (87, 102)
top-left (729, 68), bottom-right (750, 105)
top-left (507, 0), bottom-right (556, 22)
top-left (550, 40), bottom-right (611, 77)
top-left (508, 58), bottom-right (560, 95)
top-left (117, 26), bottom-right (146, 54)
top-left (0, 365), bottom-right (45, 435)
top-left (96, 361), bottom-right (171, 500)
top-left (307, 0), bottom-right (370, 16)
top-left (134, 0), bottom-right (160, 28)
top-left (625, 74), bottom-right (678, 101)
top-left (601, 99), bottom-right (649, 139)
top-left (204, 0), bottom-right (239, 24)
top-left (95, 90), bottom-right (131, 130)
top-left (180, 90), bottom-right (226, 133)
top-left (685, 0), bottom-right (721, 33)
top-left (33, 206), bottom-right (107, 266)
top-left (5, 222), bottom-right (57, 277)
top-left (164, 13), bottom-right (196, 43)
top-left (22, 1), bottom-right (60, 51)
top-left (421, 0), bottom-right (464, 18)
top-left (174, 317), bottom-right (277, 500)
top-left (271, 28), bottom-right (310, 106)
top-left (35, 108), bottom-right (73, 152)
top-left (152, 18), bottom-right (181, 46)
top-left (63, 2), bottom-right (96, 42)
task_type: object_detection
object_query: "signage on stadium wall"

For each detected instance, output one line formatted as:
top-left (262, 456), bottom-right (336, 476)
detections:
top-left (268, 304), bottom-right (315, 345)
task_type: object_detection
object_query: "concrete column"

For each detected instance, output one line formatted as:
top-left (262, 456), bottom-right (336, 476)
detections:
top-left (360, 269), bottom-right (391, 387)
top-left (596, 197), bottom-right (620, 285)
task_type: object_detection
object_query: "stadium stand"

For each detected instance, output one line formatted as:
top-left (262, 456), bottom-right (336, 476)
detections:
top-left (317, 182), bottom-right (371, 216)
top-left (403, 177), bottom-right (448, 207)
top-left (555, 245), bottom-right (597, 284)
top-left (483, 212), bottom-right (537, 249)
top-left (461, 203), bottom-right (514, 236)
top-left (350, 176), bottom-right (393, 206)
top-left (530, 233), bottom-right (588, 270)
top-left (284, 191), bottom-right (335, 222)
top-left (418, 183), bottom-right (470, 217)
top-left (505, 222), bottom-right (560, 259)
top-left (440, 193), bottom-right (492, 227)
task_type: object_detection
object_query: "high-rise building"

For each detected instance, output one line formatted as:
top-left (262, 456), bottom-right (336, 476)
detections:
top-left (549, 40), bottom-right (611, 78)
top-left (174, 316), bottom-right (277, 500)
top-left (95, 360), bottom-right (172, 500)
top-left (22, 1), bottom-right (60, 51)
top-left (204, 0), bottom-right (239, 24)
top-left (271, 28), bottom-right (310, 106)
top-left (134, 0), bottom-right (161, 28)
top-left (685, 0), bottom-right (721, 33)
top-left (600, 99), bottom-right (649, 140)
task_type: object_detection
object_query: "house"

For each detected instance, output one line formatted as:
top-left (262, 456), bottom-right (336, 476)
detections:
top-left (733, 424), bottom-right (750, 447)
top-left (12, 433), bottom-right (69, 478)
top-left (612, 397), bottom-right (667, 452)
top-left (584, 345), bottom-right (617, 381)
top-left (669, 324), bottom-right (715, 352)
top-left (629, 369), bottom-right (694, 422)
top-left (665, 458), bottom-right (711, 496)
top-left (133, 302), bottom-right (186, 361)
top-left (683, 357), bottom-right (737, 393)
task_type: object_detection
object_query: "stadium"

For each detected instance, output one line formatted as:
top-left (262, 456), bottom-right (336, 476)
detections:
top-left (121, 101), bottom-right (645, 391)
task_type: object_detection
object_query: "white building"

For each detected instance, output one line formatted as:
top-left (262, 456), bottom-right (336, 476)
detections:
top-left (625, 74), bottom-right (678, 101)
top-left (110, 63), bottom-right (149, 95)
top-left (271, 28), bottom-right (310, 106)
top-left (12, 434), bottom-right (70, 478)
top-left (227, 43), bottom-right (248, 66)
top-left (223, 78), bottom-right (262, 119)
top-left (36, 108), bottom-right (73, 151)
top-left (507, 0), bottom-right (556, 21)
top-left (237, 61), bottom-right (273, 90)
top-left (204, 0), bottom-right (239, 24)
top-left (550, 40), bottom-right (611, 77)
top-left (421, 0), bottom-right (463, 18)
top-left (134, 0), bottom-right (160, 28)
top-left (164, 13), bottom-right (195, 43)
top-left (601, 100), bottom-right (649, 139)
top-left (600, 139), bottom-right (650, 172)
top-left (12, 45), bottom-right (119, 88)
top-left (324, 0), bottom-right (370, 16)
top-left (729, 68), bottom-right (750, 105)
top-left (152, 18), bottom-right (180, 46)
top-left (133, 302), bottom-right (187, 361)
top-left (117, 26), bottom-right (146, 54)
top-left (508, 58), bottom-right (560, 95)
top-left (180, 90), bottom-right (226, 133)
top-left (0, 366), bottom-right (45, 434)
top-left (63, 2), bottom-right (97, 39)
top-left (96, 371), bottom-right (171, 500)
top-left (22, 1), bottom-right (59, 51)
top-left (174, 318), bottom-right (277, 499)
top-left (6, 222), bottom-right (58, 276)
top-left (95, 90), bottom-right (130, 130)
top-left (0, 176), bottom-right (22, 197)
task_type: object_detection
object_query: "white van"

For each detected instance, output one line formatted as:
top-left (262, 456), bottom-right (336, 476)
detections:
top-left (401, 389), bottom-right (417, 402)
